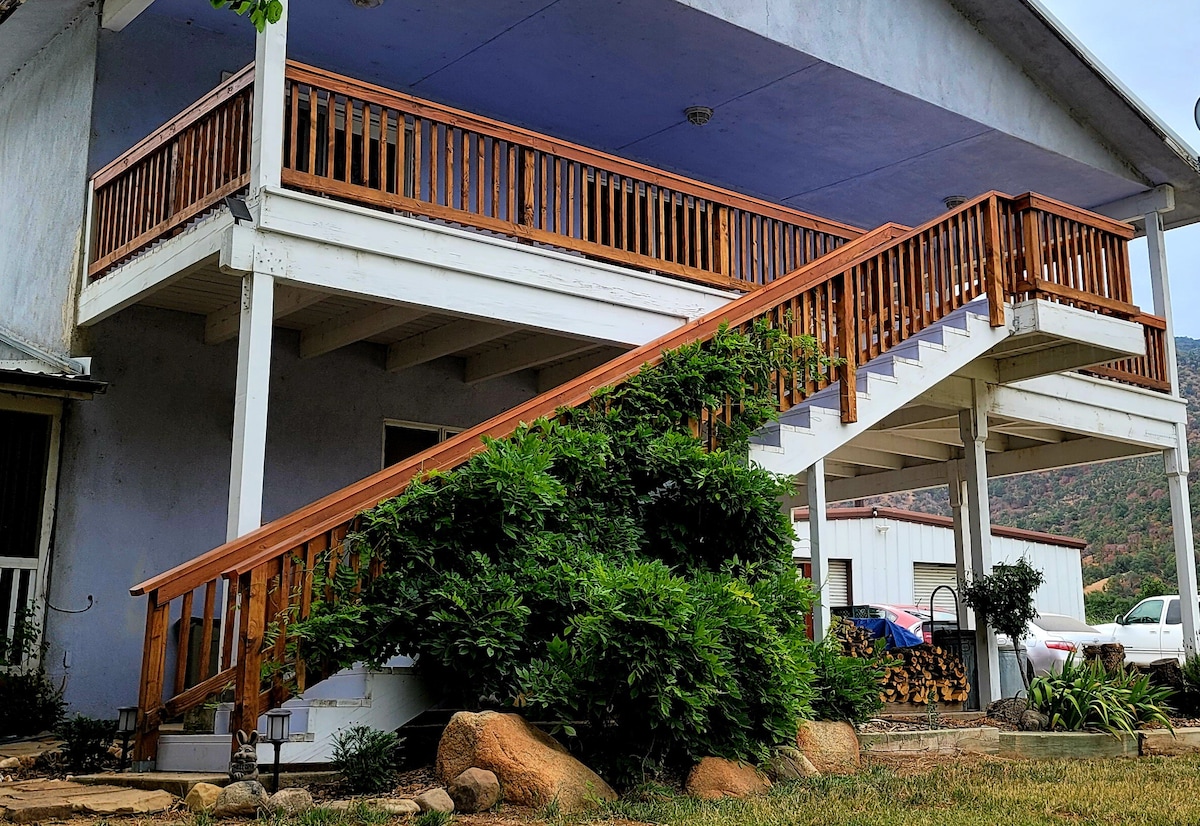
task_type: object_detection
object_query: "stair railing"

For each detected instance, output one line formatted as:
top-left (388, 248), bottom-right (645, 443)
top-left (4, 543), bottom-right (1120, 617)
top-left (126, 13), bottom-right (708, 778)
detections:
top-left (128, 191), bottom-right (1157, 762)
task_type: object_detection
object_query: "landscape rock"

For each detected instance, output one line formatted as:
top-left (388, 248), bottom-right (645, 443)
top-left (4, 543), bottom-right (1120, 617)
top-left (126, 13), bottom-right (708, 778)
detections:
top-left (449, 767), bottom-right (500, 813)
top-left (324, 799), bottom-right (353, 812)
top-left (762, 746), bottom-right (819, 781)
top-left (796, 721), bottom-right (861, 774)
top-left (415, 787), bottom-right (455, 814)
top-left (184, 782), bottom-right (222, 813)
top-left (987, 698), bottom-right (1050, 731)
top-left (1019, 710), bottom-right (1050, 732)
top-left (437, 711), bottom-right (617, 811)
top-left (686, 757), bottom-right (771, 800)
top-left (372, 798), bottom-right (421, 816)
top-left (269, 787), bottom-right (314, 816)
top-left (0, 758), bottom-right (20, 772)
top-left (213, 780), bottom-right (270, 818)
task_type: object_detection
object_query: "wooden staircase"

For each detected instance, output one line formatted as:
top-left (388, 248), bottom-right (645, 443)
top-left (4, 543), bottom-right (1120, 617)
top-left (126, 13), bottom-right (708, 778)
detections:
top-left (128, 190), bottom-right (1164, 763)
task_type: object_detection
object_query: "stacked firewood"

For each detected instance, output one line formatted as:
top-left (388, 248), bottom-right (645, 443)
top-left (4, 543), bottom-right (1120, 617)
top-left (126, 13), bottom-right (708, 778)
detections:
top-left (832, 617), bottom-right (879, 659)
top-left (880, 644), bottom-right (971, 705)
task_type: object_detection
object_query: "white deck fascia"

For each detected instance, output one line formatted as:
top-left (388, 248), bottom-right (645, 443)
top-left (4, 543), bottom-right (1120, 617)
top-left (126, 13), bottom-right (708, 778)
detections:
top-left (249, 187), bottom-right (736, 345)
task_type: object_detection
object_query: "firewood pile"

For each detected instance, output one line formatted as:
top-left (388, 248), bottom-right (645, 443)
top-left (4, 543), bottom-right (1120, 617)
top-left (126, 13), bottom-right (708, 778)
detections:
top-left (880, 644), bottom-right (971, 705)
top-left (831, 618), bottom-right (970, 705)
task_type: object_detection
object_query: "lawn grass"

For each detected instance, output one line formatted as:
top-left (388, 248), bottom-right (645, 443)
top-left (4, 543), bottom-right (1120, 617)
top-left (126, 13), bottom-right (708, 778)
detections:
top-left (592, 756), bottom-right (1200, 826)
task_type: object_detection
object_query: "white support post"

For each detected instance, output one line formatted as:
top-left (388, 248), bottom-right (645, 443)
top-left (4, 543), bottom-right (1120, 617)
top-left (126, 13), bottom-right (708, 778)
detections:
top-left (1166, 437), bottom-right (1200, 659)
top-left (947, 462), bottom-right (972, 632)
top-left (227, 272), bottom-right (275, 540)
top-left (807, 459), bottom-right (831, 641)
top-left (960, 393), bottom-right (1000, 703)
top-left (1145, 211), bottom-right (1179, 391)
top-left (250, 5), bottom-right (289, 195)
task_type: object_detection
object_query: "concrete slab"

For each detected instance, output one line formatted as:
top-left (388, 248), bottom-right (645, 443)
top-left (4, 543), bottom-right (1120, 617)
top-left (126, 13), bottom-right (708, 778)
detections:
top-left (74, 771), bottom-right (228, 797)
top-left (1139, 728), bottom-right (1200, 757)
top-left (860, 727), bottom-right (1000, 755)
top-left (998, 731), bottom-right (1139, 760)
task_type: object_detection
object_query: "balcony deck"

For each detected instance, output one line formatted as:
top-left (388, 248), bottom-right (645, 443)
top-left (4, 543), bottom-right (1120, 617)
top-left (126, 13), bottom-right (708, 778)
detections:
top-left (84, 62), bottom-right (1169, 395)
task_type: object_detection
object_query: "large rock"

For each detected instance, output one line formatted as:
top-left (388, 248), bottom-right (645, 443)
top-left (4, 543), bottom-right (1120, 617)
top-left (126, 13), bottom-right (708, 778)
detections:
top-left (269, 787), bottom-right (314, 816)
top-left (685, 757), bottom-right (771, 800)
top-left (372, 798), bottom-right (421, 816)
top-left (449, 767), bottom-right (500, 813)
top-left (796, 721), bottom-right (860, 774)
top-left (184, 782), bottom-right (222, 813)
top-left (415, 787), bottom-right (455, 814)
top-left (437, 711), bottom-right (616, 811)
top-left (213, 780), bottom-right (270, 818)
top-left (762, 746), bottom-right (819, 782)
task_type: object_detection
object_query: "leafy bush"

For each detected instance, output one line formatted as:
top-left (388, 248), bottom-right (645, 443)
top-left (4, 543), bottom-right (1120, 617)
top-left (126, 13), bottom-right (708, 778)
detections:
top-left (962, 559), bottom-right (1044, 687)
top-left (56, 715), bottom-right (118, 772)
top-left (1027, 656), bottom-right (1174, 736)
top-left (809, 631), bottom-right (885, 724)
top-left (288, 324), bottom-right (826, 783)
top-left (331, 725), bottom-right (404, 794)
top-left (1183, 654), bottom-right (1200, 693)
top-left (0, 668), bottom-right (65, 737)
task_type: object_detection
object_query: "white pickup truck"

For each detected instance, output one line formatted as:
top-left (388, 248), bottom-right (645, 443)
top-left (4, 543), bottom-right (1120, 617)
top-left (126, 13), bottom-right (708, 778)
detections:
top-left (1094, 594), bottom-right (1196, 665)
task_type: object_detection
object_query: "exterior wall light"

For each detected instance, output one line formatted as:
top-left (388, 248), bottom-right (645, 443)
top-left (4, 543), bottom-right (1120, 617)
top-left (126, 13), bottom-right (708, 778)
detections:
top-left (116, 706), bottom-right (137, 772)
top-left (685, 106), bottom-right (714, 126)
top-left (351, 0), bottom-right (384, 7)
top-left (943, 195), bottom-right (968, 209)
top-left (265, 709), bottom-right (292, 792)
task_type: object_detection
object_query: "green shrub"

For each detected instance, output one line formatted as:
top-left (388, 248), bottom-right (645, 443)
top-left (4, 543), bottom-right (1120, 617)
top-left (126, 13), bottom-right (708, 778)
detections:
top-left (809, 633), bottom-right (885, 724)
top-left (1183, 654), bottom-right (1200, 692)
top-left (330, 725), bottom-right (403, 793)
top-left (288, 324), bottom-right (827, 784)
top-left (56, 715), bottom-right (118, 772)
top-left (962, 559), bottom-right (1044, 688)
top-left (1027, 656), bottom-right (1174, 736)
top-left (0, 668), bottom-right (65, 737)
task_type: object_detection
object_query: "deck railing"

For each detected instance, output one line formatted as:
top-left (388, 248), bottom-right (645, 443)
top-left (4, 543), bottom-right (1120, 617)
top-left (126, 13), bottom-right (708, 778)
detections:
top-left (278, 62), bottom-right (858, 291)
top-left (88, 66), bottom-right (254, 279)
top-left (127, 192), bottom-right (1162, 762)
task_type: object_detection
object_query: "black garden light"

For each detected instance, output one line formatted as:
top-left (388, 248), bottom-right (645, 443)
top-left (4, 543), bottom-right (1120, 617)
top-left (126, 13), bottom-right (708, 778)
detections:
top-left (264, 709), bottom-right (291, 792)
top-left (116, 706), bottom-right (137, 772)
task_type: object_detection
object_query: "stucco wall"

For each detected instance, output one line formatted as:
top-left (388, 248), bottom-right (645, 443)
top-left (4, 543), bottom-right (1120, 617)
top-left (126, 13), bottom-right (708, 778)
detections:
top-left (89, 10), bottom-right (255, 174)
top-left (48, 306), bottom-right (537, 715)
top-left (0, 11), bottom-right (97, 354)
top-left (679, 0), bottom-right (1136, 183)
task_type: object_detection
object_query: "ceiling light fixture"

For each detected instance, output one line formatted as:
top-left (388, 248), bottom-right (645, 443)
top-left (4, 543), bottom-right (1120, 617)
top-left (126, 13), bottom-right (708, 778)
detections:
top-left (685, 106), bottom-right (714, 126)
top-left (943, 195), bottom-right (967, 209)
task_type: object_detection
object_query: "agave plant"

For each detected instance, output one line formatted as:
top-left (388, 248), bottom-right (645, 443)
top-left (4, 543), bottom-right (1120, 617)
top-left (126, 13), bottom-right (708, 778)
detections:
top-left (1027, 655), bottom-right (1174, 736)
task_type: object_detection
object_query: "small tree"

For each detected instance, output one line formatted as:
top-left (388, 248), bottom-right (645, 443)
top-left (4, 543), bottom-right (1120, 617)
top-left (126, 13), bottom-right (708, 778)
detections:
top-left (961, 558), bottom-right (1044, 690)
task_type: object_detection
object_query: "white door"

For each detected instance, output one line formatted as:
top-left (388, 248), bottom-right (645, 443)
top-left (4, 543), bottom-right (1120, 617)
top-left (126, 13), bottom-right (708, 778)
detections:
top-left (1116, 598), bottom-right (1165, 664)
top-left (1160, 598), bottom-right (1183, 663)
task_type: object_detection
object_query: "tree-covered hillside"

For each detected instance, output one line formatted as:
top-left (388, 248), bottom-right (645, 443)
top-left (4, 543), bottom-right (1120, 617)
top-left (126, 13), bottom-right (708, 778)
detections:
top-left (868, 338), bottom-right (1200, 623)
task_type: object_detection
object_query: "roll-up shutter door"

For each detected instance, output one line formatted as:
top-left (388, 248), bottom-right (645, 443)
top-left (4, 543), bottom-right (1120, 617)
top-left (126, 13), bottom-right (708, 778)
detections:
top-left (797, 558), bottom-right (850, 608)
top-left (913, 563), bottom-right (959, 613)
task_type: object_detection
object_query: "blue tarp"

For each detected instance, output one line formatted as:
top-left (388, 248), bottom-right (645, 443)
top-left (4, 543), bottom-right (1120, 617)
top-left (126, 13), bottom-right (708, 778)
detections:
top-left (849, 617), bottom-right (923, 649)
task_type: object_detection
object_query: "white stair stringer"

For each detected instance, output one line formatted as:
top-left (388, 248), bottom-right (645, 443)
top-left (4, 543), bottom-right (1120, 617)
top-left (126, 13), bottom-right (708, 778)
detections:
top-left (749, 299), bottom-right (1010, 477)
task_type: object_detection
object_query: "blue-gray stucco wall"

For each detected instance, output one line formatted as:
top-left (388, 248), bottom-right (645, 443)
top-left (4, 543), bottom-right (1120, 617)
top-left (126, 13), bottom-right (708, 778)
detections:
top-left (48, 306), bottom-right (536, 715)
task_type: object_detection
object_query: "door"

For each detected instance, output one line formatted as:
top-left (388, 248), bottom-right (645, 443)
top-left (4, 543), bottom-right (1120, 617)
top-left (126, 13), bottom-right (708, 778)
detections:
top-left (1160, 598), bottom-right (1183, 663)
top-left (1117, 598), bottom-right (1165, 664)
top-left (913, 563), bottom-right (959, 613)
top-left (0, 400), bottom-right (60, 670)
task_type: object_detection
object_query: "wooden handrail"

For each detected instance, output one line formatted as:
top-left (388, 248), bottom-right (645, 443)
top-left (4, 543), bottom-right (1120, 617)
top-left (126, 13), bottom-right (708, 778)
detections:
top-left (128, 190), bottom-right (1162, 761)
top-left (88, 65), bottom-right (255, 278)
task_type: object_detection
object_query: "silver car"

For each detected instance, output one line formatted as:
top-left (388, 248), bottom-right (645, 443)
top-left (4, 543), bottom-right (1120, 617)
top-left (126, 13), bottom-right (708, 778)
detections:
top-left (997, 613), bottom-right (1106, 680)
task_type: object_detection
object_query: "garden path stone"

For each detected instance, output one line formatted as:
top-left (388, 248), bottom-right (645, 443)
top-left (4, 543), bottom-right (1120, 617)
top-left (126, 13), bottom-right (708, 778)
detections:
top-left (0, 778), bottom-right (175, 822)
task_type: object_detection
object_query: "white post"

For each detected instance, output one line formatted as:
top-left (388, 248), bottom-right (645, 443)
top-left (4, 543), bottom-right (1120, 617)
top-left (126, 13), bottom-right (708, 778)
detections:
top-left (960, 397), bottom-right (1000, 703)
top-left (807, 459), bottom-right (831, 641)
top-left (1145, 211), bottom-right (1179, 391)
top-left (948, 462), bottom-right (972, 632)
top-left (250, 4), bottom-right (289, 196)
top-left (1144, 211), bottom-right (1198, 657)
top-left (227, 272), bottom-right (275, 539)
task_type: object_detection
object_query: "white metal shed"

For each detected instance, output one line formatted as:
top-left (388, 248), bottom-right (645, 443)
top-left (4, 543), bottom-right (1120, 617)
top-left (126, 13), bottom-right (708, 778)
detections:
top-left (791, 507), bottom-right (1087, 621)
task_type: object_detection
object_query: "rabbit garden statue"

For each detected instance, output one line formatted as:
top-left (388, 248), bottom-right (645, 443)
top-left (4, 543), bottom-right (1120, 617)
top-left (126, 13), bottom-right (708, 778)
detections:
top-left (228, 729), bottom-right (261, 782)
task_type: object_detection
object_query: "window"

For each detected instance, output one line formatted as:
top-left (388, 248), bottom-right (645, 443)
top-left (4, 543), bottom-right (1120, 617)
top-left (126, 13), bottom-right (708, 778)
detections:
top-left (382, 421), bottom-right (461, 468)
top-left (1126, 598), bottom-right (1164, 624)
top-left (1167, 599), bottom-right (1181, 626)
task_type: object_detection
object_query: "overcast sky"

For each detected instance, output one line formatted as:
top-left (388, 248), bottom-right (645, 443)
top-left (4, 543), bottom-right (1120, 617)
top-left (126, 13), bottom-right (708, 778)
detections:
top-left (1040, 0), bottom-right (1200, 338)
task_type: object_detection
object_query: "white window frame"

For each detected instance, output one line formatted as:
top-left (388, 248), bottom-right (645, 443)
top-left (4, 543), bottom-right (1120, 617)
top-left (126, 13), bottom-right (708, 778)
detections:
top-left (381, 418), bottom-right (462, 468)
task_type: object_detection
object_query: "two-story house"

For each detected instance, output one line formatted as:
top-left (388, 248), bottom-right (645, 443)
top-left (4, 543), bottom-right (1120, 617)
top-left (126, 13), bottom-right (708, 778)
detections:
top-left (3, 0), bottom-right (1200, 768)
